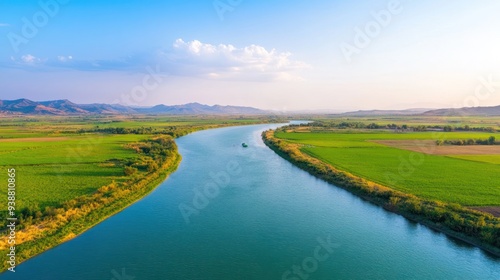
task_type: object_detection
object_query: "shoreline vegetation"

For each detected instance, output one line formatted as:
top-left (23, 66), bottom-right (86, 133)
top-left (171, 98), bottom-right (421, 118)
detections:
top-left (0, 135), bottom-right (182, 272)
top-left (0, 117), bottom-right (283, 272)
top-left (262, 129), bottom-right (500, 258)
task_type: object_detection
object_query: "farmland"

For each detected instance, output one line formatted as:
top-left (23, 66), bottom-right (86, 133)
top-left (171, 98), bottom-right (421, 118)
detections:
top-left (275, 129), bottom-right (500, 206)
top-left (0, 134), bottom-right (145, 209)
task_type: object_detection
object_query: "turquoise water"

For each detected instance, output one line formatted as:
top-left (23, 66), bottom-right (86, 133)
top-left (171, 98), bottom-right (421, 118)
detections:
top-left (2, 124), bottom-right (499, 279)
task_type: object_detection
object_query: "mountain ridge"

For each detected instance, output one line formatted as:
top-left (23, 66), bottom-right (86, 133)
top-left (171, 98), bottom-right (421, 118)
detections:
top-left (421, 105), bottom-right (500, 116)
top-left (1, 99), bottom-right (500, 116)
top-left (0, 99), bottom-right (268, 115)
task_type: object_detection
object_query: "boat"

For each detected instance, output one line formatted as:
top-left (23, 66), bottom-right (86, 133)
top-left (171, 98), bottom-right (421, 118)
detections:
top-left (242, 143), bottom-right (248, 148)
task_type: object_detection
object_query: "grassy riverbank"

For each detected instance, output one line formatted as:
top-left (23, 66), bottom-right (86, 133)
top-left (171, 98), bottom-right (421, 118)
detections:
top-left (263, 129), bottom-right (500, 257)
top-left (0, 115), bottom-right (281, 272)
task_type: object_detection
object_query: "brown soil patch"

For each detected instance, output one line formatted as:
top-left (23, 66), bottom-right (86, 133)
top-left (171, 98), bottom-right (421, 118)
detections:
top-left (286, 127), bottom-right (310, 132)
top-left (470, 207), bottom-right (500, 217)
top-left (0, 137), bottom-right (71, 143)
top-left (373, 140), bottom-right (500, 155)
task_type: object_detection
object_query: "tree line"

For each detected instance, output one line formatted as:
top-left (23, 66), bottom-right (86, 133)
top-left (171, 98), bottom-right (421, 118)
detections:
top-left (436, 136), bottom-right (497, 146)
top-left (75, 126), bottom-right (195, 138)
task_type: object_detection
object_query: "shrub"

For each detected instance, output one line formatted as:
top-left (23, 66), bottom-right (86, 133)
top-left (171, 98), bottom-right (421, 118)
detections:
top-left (124, 166), bottom-right (138, 176)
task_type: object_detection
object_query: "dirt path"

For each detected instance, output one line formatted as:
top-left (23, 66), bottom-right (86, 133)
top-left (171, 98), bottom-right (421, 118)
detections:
top-left (470, 207), bottom-right (500, 217)
top-left (373, 140), bottom-right (500, 155)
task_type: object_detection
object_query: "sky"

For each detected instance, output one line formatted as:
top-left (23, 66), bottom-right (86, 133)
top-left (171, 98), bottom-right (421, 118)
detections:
top-left (1, 0), bottom-right (500, 112)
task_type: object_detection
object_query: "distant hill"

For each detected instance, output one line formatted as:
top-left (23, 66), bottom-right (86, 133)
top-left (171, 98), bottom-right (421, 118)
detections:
top-left (2, 99), bottom-right (499, 116)
top-left (422, 105), bottom-right (500, 116)
top-left (337, 106), bottom-right (500, 117)
top-left (136, 103), bottom-right (264, 115)
top-left (0, 99), bottom-right (267, 116)
top-left (338, 108), bottom-right (430, 117)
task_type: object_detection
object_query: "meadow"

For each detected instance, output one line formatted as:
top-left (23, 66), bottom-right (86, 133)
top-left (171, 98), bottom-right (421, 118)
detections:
top-left (0, 134), bottom-right (148, 210)
top-left (275, 128), bottom-right (500, 206)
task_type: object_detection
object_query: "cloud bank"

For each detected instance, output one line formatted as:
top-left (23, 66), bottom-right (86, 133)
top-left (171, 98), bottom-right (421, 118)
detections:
top-left (166, 39), bottom-right (308, 81)
top-left (4, 39), bottom-right (309, 82)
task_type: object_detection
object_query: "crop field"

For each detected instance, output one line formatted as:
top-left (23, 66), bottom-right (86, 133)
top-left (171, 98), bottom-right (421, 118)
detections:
top-left (275, 129), bottom-right (500, 206)
top-left (372, 140), bottom-right (500, 156)
top-left (13, 164), bottom-right (124, 209)
top-left (0, 133), bottom-right (148, 210)
top-left (449, 155), bottom-right (500, 165)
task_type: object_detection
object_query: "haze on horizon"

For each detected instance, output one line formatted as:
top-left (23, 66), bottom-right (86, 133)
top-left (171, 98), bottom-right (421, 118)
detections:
top-left (1, 0), bottom-right (499, 112)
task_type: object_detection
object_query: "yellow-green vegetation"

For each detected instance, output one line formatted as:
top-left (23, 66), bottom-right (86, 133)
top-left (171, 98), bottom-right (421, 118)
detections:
top-left (263, 122), bottom-right (500, 256)
top-left (0, 115), bottom-right (279, 271)
top-left (450, 155), bottom-right (500, 165)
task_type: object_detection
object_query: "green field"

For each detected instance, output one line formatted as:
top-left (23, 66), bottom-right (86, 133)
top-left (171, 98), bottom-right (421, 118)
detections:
top-left (0, 134), bottom-right (149, 210)
top-left (275, 130), bottom-right (500, 206)
top-left (449, 155), bottom-right (500, 165)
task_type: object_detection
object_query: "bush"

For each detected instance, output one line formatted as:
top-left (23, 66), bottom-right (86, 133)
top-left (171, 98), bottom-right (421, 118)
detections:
top-left (147, 161), bottom-right (159, 172)
top-left (124, 166), bottom-right (138, 176)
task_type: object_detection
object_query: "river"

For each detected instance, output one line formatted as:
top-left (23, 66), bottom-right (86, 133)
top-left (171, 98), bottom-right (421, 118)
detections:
top-left (2, 124), bottom-right (499, 279)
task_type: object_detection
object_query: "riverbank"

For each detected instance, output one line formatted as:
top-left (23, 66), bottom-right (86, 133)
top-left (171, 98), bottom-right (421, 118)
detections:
top-left (262, 129), bottom-right (500, 258)
top-left (0, 136), bottom-right (181, 272)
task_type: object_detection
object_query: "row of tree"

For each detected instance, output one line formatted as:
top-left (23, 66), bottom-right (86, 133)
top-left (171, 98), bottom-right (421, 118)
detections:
top-left (436, 136), bottom-right (496, 146)
top-left (76, 124), bottom-right (229, 138)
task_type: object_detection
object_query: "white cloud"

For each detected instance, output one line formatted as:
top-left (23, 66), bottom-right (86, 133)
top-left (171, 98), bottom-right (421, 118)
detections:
top-left (166, 39), bottom-right (309, 81)
top-left (57, 55), bottom-right (73, 62)
top-left (21, 54), bottom-right (40, 64)
top-left (4, 40), bottom-right (309, 82)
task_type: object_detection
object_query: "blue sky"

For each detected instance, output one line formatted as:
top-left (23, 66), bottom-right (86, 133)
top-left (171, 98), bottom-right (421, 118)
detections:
top-left (1, 0), bottom-right (500, 111)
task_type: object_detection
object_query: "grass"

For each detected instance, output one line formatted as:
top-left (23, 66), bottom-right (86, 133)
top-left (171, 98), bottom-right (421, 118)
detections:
top-left (0, 135), bottom-right (145, 164)
top-left (0, 134), bottom-right (148, 210)
top-left (14, 164), bottom-right (124, 208)
top-left (448, 155), bottom-right (500, 165)
top-left (275, 130), bottom-right (500, 206)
